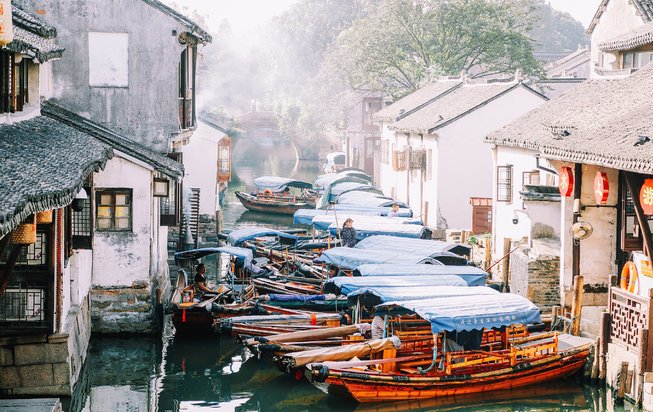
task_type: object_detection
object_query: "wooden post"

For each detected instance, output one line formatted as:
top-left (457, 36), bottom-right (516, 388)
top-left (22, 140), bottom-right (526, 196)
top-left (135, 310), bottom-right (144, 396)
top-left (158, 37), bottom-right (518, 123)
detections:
top-left (502, 238), bottom-right (511, 292)
top-left (484, 237), bottom-right (492, 271)
top-left (551, 305), bottom-right (560, 331)
top-left (617, 361), bottom-right (629, 400)
top-left (637, 328), bottom-right (649, 404)
top-left (599, 311), bottom-right (611, 380)
top-left (571, 275), bottom-right (584, 336)
top-left (591, 337), bottom-right (600, 380)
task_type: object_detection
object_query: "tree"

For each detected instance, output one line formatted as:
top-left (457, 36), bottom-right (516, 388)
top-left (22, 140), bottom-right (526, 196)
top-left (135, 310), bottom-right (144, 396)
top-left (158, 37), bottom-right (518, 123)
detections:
top-left (322, 0), bottom-right (542, 99)
top-left (530, 0), bottom-right (589, 53)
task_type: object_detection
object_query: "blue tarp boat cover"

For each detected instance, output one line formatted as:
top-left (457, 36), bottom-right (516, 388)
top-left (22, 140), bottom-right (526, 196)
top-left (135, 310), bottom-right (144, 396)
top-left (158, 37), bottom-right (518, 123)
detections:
top-left (293, 207), bottom-right (414, 225)
top-left (323, 275), bottom-right (467, 295)
top-left (226, 226), bottom-right (298, 246)
top-left (267, 294), bottom-right (326, 302)
top-left (355, 235), bottom-right (472, 257)
top-left (377, 293), bottom-right (542, 333)
top-left (353, 264), bottom-right (487, 286)
top-left (253, 176), bottom-right (313, 192)
top-left (347, 285), bottom-right (499, 306)
top-left (312, 215), bottom-right (422, 231)
top-left (327, 222), bottom-right (428, 239)
top-left (314, 172), bottom-right (372, 190)
top-left (314, 247), bottom-right (466, 269)
top-left (330, 183), bottom-right (382, 197)
top-left (316, 176), bottom-right (374, 208)
top-left (174, 246), bottom-right (254, 269)
top-left (335, 191), bottom-right (399, 208)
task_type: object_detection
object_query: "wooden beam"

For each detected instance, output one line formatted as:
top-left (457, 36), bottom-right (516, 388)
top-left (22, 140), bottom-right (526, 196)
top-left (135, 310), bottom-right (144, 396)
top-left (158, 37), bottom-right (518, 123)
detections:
top-left (501, 238), bottom-right (511, 292)
top-left (624, 172), bottom-right (653, 259)
top-left (571, 275), bottom-right (584, 336)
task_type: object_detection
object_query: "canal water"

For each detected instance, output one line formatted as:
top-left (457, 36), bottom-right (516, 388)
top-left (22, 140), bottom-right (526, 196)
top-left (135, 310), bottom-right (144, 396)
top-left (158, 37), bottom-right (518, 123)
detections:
top-left (65, 140), bottom-right (633, 411)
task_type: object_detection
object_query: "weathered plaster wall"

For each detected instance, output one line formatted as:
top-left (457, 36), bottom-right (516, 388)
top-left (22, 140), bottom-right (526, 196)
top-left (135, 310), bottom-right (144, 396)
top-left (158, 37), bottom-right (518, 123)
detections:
top-left (437, 86), bottom-right (547, 229)
top-left (180, 121), bottom-right (224, 215)
top-left (590, 0), bottom-right (646, 75)
top-left (16, 0), bottom-right (191, 150)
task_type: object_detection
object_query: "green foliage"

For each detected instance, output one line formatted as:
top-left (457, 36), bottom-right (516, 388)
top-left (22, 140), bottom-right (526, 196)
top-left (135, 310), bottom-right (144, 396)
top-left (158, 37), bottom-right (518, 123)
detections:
top-left (530, 0), bottom-right (589, 52)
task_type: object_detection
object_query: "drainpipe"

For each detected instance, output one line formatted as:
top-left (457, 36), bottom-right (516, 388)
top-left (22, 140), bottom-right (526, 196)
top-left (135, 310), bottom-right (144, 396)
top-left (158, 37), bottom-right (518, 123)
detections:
top-left (572, 163), bottom-right (582, 278)
top-left (535, 154), bottom-right (558, 176)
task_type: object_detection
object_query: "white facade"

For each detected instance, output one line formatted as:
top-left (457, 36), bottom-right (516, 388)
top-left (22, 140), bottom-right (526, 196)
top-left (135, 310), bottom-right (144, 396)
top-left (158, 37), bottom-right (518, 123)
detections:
top-left (490, 145), bottom-right (559, 258)
top-left (379, 85), bottom-right (547, 229)
top-left (179, 120), bottom-right (226, 216)
top-left (589, 0), bottom-right (648, 77)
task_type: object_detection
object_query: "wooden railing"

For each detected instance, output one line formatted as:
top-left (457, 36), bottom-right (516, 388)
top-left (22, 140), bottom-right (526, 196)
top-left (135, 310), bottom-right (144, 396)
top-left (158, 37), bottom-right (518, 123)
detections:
top-left (608, 286), bottom-right (653, 355)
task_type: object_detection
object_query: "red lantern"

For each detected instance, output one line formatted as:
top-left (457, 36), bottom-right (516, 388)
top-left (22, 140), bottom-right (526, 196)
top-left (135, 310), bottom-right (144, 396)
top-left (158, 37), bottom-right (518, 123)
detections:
top-left (559, 166), bottom-right (574, 197)
top-left (641, 179), bottom-right (653, 215)
top-left (594, 171), bottom-right (609, 205)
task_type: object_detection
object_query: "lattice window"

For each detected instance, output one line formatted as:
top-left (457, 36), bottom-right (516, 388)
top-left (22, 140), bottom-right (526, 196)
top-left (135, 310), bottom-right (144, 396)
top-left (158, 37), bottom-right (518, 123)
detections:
top-left (0, 231), bottom-right (48, 267)
top-left (392, 149), bottom-right (407, 171)
top-left (497, 165), bottom-right (513, 203)
top-left (96, 189), bottom-right (132, 231)
top-left (73, 196), bottom-right (92, 249)
top-left (609, 286), bottom-right (650, 353)
top-left (0, 286), bottom-right (46, 324)
top-left (409, 149), bottom-right (426, 170)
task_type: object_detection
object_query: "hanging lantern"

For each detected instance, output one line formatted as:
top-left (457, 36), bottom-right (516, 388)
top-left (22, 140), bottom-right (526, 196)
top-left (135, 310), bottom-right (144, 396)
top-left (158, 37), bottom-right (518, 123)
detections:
top-left (0, 0), bottom-right (14, 47)
top-left (36, 210), bottom-right (53, 224)
top-left (640, 179), bottom-right (653, 215)
top-left (594, 172), bottom-right (609, 205)
top-left (559, 166), bottom-right (574, 197)
top-left (11, 215), bottom-right (36, 245)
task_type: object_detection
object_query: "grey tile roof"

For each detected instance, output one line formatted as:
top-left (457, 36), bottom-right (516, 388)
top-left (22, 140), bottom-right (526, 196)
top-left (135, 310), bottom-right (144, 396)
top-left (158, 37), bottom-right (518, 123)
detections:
top-left (373, 80), bottom-right (462, 122)
top-left (520, 185), bottom-right (561, 202)
top-left (199, 114), bottom-right (229, 134)
top-left (1, 5), bottom-right (65, 63)
top-left (391, 80), bottom-right (545, 134)
top-left (140, 0), bottom-right (212, 43)
top-left (599, 21), bottom-right (653, 52)
top-left (588, 0), bottom-right (653, 34)
top-left (486, 63), bottom-right (653, 174)
top-left (41, 101), bottom-right (183, 179)
top-left (0, 116), bottom-right (113, 237)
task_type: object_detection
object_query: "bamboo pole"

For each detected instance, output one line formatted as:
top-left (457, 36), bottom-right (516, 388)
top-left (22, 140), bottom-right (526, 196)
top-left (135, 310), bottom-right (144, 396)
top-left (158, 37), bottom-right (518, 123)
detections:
top-left (501, 238), bottom-right (511, 292)
top-left (599, 311), bottom-right (610, 380)
top-left (571, 275), bottom-right (584, 336)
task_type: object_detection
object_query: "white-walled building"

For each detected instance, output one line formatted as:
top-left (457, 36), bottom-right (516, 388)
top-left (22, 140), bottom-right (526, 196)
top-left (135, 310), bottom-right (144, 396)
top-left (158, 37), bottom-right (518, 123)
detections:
top-left (376, 75), bottom-right (547, 229)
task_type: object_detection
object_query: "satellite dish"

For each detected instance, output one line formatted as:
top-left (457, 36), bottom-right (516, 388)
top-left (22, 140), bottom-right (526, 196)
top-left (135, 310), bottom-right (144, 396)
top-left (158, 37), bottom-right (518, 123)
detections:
top-left (571, 221), bottom-right (593, 240)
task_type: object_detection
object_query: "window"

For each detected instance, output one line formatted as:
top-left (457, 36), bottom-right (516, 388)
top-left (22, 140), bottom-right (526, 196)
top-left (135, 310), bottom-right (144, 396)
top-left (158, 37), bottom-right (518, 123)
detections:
top-left (72, 185), bottom-right (93, 249)
top-left (179, 45), bottom-right (197, 129)
top-left (88, 32), bottom-right (129, 87)
top-left (217, 137), bottom-right (231, 183)
top-left (522, 170), bottom-right (540, 189)
top-left (0, 52), bottom-right (29, 114)
top-left (96, 189), bottom-right (132, 231)
top-left (497, 165), bottom-right (513, 203)
top-left (623, 51), bottom-right (653, 70)
top-left (392, 148), bottom-right (407, 171)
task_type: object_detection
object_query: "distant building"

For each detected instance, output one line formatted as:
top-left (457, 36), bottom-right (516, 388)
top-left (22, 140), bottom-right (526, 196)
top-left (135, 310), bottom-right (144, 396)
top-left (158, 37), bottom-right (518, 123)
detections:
top-left (342, 92), bottom-right (384, 181)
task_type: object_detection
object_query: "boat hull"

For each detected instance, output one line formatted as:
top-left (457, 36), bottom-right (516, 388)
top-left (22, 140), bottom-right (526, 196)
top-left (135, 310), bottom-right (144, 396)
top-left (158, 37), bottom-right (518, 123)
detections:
top-left (235, 191), bottom-right (315, 215)
top-left (321, 349), bottom-right (589, 402)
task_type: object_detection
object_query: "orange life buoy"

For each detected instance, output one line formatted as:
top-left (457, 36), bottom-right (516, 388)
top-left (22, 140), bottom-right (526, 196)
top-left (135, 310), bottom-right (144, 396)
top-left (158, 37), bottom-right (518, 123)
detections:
top-left (620, 261), bottom-right (639, 294)
top-left (262, 189), bottom-right (273, 196)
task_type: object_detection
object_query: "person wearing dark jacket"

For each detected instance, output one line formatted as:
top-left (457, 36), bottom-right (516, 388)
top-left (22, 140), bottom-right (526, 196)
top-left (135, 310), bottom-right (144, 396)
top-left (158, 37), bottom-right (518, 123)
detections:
top-left (339, 218), bottom-right (358, 247)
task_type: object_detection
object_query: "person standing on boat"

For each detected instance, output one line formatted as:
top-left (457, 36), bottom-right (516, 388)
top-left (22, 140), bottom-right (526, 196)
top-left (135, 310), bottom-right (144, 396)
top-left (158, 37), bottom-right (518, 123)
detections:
top-left (387, 203), bottom-right (400, 217)
top-left (339, 218), bottom-right (358, 247)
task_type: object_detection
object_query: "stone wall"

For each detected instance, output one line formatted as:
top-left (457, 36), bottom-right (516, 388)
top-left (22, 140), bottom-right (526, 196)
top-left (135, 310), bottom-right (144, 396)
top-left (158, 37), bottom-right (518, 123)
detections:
top-left (0, 297), bottom-right (91, 396)
top-left (510, 247), bottom-right (560, 311)
top-left (90, 281), bottom-right (154, 334)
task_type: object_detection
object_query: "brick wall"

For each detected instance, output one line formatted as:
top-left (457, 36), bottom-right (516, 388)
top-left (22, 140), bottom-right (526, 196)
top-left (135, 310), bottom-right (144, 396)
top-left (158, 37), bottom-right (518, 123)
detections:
top-left (511, 247), bottom-right (560, 311)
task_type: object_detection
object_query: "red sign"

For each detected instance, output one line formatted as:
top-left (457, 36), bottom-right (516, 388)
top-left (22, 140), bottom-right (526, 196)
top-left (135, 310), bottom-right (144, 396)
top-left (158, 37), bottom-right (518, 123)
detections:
top-left (641, 179), bottom-right (653, 215)
top-left (559, 166), bottom-right (574, 197)
top-left (594, 171), bottom-right (609, 205)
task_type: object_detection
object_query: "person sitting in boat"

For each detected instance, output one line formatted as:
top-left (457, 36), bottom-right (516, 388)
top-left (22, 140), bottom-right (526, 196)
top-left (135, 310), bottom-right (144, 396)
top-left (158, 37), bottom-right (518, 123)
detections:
top-left (387, 203), bottom-right (400, 217)
top-left (184, 263), bottom-right (215, 299)
top-left (338, 218), bottom-right (358, 247)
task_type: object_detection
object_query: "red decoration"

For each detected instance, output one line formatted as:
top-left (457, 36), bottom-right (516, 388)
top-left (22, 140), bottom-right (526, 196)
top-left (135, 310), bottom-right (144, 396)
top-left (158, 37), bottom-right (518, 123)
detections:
top-left (594, 171), bottom-right (609, 205)
top-left (559, 166), bottom-right (574, 197)
top-left (641, 179), bottom-right (653, 215)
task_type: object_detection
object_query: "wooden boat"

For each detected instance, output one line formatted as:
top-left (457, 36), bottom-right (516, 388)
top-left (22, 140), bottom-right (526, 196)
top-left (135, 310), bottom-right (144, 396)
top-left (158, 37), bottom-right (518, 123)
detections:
top-left (307, 294), bottom-right (593, 403)
top-left (236, 176), bottom-right (316, 215)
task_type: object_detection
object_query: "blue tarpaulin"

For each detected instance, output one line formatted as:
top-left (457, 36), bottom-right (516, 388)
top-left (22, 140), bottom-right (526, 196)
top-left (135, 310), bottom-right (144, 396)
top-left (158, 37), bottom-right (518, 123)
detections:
top-left (355, 235), bottom-right (472, 257)
top-left (316, 176), bottom-right (374, 208)
top-left (324, 274), bottom-right (467, 295)
top-left (267, 294), bottom-right (326, 302)
top-left (174, 246), bottom-right (254, 269)
top-left (226, 226), bottom-right (298, 246)
top-left (377, 293), bottom-right (542, 333)
top-left (312, 215), bottom-right (422, 231)
top-left (314, 172), bottom-right (372, 191)
top-left (253, 176), bottom-right (313, 192)
top-left (330, 183), bottom-right (382, 197)
top-left (293, 207), bottom-right (414, 225)
top-left (353, 264), bottom-right (487, 286)
top-left (327, 221), bottom-right (428, 239)
top-left (314, 247), bottom-right (467, 269)
top-left (347, 285), bottom-right (499, 306)
top-left (335, 191), bottom-right (398, 208)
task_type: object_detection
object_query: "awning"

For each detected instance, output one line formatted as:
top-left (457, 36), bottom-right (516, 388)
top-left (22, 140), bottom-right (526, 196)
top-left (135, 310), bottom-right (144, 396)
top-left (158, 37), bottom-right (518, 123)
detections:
top-left (314, 247), bottom-right (467, 269)
top-left (327, 221), bottom-right (428, 239)
top-left (253, 176), bottom-right (313, 192)
top-left (226, 226), bottom-right (298, 246)
top-left (347, 285), bottom-right (499, 306)
top-left (293, 206), bottom-right (414, 225)
top-left (323, 274), bottom-right (467, 295)
top-left (355, 235), bottom-right (472, 257)
top-left (174, 246), bottom-right (254, 269)
top-left (353, 264), bottom-right (487, 286)
top-left (312, 214), bottom-right (422, 231)
top-left (377, 293), bottom-right (541, 333)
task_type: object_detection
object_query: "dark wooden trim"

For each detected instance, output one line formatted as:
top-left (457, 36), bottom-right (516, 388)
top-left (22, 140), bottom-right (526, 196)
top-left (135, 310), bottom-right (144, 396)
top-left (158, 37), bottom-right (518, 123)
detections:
top-left (0, 245), bottom-right (23, 298)
top-left (624, 172), bottom-right (653, 259)
top-left (572, 163), bottom-right (582, 278)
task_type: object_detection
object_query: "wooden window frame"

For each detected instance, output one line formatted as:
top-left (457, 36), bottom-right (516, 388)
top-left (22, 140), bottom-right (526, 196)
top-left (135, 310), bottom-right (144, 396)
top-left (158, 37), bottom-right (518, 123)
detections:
top-left (522, 170), bottom-right (540, 190)
top-left (497, 165), bottom-right (513, 203)
top-left (95, 189), bottom-right (133, 232)
top-left (178, 46), bottom-right (197, 130)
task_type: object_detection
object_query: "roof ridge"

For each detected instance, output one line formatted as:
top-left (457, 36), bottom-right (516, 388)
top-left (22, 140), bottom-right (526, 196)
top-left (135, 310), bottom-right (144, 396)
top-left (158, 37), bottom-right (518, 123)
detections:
top-left (139, 0), bottom-right (212, 43)
top-left (11, 4), bottom-right (57, 38)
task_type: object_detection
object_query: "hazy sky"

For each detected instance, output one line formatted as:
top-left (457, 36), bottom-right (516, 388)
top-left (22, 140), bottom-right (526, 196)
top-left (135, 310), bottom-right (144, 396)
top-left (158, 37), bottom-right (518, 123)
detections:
top-left (178, 0), bottom-right (603, 38)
